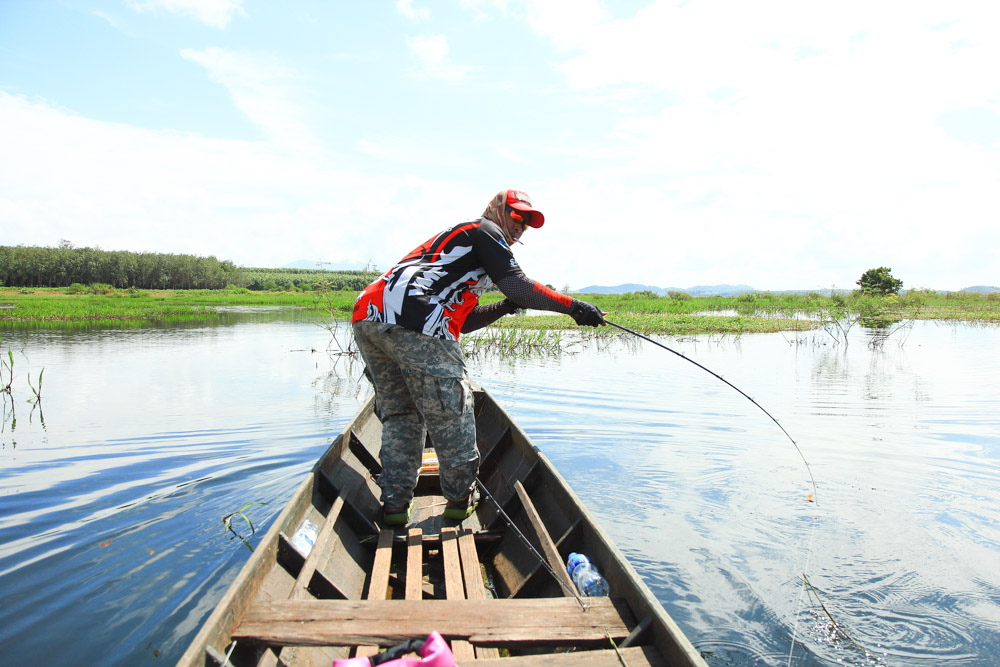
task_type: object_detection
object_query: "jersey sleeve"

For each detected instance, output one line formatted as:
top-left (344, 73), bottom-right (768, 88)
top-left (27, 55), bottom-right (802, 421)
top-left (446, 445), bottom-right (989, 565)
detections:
top-left (495, 274), bottom-right (574, 315)
top-left (469, 219), bottom-right (575, 315)
top-left (470, 219), bottom-right (523, 283)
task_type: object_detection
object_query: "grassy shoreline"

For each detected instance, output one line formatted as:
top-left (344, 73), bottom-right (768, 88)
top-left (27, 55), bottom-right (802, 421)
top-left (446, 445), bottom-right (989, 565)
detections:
top-left (2, 286), bottom-right (998, 333)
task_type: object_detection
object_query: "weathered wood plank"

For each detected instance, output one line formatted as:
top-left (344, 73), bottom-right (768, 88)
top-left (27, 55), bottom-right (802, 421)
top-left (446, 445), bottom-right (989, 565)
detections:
top-left (349, 430), bottom-right (382, 475)
top-left (356, 529), bottom-right (395, 658)
top-left (456, 529), bottom-right (500, 659)
top-left (468, 645), bottom-right (664, 667)
top-left (368, 529), bottom-right (395, 601)
top-left (406, 528), bottom-right (423, 601)
top-left (234, 598), bottom-right (634, 648)
top-left (276, 532), bottom-right (348, 601)
top-left (387, 529), bottom-right (504, 549)
top-left (440, 527), bottom-right (475, 662)
top-left (256, 496), bottom-right (351, 667)
top-left (441, 528), bottom-right (464, 598)
top-left (205, 644), bottom-right (236, 667)
top-left (291, 495), bottom-right (345, 599)
top-left (457, 529), bottom-right (487, 601)
top-left (620, 614), bottom-right (653, 648)
top-left (509, 518), bottom-right (581, 599)
top-left (514, 480), bottom-right (576, 597)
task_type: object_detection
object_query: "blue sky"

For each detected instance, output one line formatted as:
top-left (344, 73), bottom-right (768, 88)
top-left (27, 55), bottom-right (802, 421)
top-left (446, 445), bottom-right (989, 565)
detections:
top-left (2, 0), bottom-right (998, 291)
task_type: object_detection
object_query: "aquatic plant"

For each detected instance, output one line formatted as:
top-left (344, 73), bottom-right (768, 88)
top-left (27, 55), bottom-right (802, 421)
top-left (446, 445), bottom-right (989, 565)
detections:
top-left (223, 501), bottom-right (268, 552)
top-left (27, 367), bottom-right (43, 405)
top-left (1, 340), bottom-right (11, 398)
top-left (1, 337), bottom-right (46, 431)
top-left (461, 326), bottom-right (568, 359)
top-left (324, 325), bottom-right (358, 358)
top-left (814, 291), bottom-right (924, 348)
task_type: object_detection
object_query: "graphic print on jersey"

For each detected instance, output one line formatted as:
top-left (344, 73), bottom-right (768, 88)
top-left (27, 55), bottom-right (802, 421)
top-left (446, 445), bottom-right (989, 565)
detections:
top-left (352, 219), bottom-right (518, 341)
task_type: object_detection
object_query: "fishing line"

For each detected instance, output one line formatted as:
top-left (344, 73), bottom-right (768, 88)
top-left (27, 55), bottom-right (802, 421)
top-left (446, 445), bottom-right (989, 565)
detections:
top-left (604, 320), bottom-right (818, 503)
top-left (603, 319), bottom-right (822, 666)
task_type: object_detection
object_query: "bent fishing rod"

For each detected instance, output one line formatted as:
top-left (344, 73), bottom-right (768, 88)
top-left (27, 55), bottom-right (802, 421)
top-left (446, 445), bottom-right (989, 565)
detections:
top-left (603, 319), bottom-right (818, 504)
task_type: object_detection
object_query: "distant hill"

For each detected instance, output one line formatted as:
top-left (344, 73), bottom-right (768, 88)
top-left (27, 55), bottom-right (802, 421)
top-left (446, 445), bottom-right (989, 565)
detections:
top-left (961, 285), bottom-right (1000, 293)
top-left (573, 283), bottom-right (755, 297)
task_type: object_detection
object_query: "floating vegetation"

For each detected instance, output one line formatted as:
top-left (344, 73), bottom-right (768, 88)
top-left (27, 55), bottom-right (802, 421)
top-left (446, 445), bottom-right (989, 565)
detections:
top-left (223, 501), bottom-right (268, 552)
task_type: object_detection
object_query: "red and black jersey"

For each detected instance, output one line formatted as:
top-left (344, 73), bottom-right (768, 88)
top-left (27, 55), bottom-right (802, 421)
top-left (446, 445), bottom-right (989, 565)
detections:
top-left (352, 218), bottom-right (523, 341)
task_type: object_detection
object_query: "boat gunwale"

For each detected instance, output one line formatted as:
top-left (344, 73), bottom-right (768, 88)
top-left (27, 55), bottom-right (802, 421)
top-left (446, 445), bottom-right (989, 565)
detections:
top-left (177, 388), bottom-right (707, 667)
top-left (175, 405), bottom-right (364, 667)
top-left (477, 393), bottom-right (706, 667)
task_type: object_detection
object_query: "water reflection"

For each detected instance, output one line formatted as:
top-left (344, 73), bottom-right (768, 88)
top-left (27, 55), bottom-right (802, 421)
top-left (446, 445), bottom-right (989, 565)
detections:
top-left (0, 316), bottom-right (998, 665)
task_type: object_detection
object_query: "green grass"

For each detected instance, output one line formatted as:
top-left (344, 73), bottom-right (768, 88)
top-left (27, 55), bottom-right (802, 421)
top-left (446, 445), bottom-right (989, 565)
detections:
top-left (0, 286), bottom-right (358, 326)
top-left (3, 285), bottom-right (998, 334)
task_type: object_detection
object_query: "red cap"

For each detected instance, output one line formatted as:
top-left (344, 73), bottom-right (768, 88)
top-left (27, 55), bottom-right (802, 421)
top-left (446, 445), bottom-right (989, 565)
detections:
top-left (506, 189), bottom-right (545, 228)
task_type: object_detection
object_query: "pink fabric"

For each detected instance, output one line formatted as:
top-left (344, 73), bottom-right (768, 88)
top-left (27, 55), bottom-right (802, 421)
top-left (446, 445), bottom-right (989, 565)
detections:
top-left (333, 632), bottom-right (456, 667)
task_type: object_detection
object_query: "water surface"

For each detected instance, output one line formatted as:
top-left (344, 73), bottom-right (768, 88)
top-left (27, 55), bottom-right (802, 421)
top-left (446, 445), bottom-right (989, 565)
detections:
top-left (1, 315), bottom-right (998, 665)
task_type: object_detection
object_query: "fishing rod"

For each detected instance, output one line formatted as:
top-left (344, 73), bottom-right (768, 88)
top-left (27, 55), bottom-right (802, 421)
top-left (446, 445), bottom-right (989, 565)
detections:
top-left (604, 319), bottom-right (818, 504)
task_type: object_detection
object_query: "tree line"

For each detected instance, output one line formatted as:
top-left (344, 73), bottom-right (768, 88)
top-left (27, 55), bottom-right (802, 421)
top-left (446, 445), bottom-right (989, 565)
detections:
top-left (0, 244), bottom-right (379, 292)
top-left (238, 267), bottom-right (378, 292)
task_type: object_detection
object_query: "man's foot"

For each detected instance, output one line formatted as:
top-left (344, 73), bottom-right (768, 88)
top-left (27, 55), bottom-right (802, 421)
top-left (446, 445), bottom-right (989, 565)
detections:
top-left (382, 501), bottom-right (412, 526)
top-left (442, 492), bottom-right (479, 521)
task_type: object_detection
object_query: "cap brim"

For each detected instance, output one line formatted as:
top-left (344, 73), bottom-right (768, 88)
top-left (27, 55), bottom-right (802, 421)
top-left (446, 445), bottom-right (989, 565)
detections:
top-left (510, 202), bottom-right (545, 228)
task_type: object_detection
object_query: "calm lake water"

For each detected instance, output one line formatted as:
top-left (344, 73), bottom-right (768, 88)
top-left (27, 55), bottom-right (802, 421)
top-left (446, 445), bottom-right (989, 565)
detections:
top-left (1, 312), bottom-right (998, 666)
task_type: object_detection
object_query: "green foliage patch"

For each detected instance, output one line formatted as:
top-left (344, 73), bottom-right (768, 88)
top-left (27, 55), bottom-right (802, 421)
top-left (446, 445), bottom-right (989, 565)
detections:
top-left (3, 284), bottom-right (998, 334)
top-left (857, 266), bottom-right (903, 295)
top-left (0, 244), bottom-right (381, 293)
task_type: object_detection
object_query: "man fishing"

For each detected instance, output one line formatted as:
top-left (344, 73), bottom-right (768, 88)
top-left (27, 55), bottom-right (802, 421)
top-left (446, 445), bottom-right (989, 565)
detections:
top-left (352, 188), bottom-right (606, 525)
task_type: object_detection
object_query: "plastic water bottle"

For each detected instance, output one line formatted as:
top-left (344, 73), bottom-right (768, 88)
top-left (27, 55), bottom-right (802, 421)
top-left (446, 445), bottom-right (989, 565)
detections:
top-left (566, 552), bottom-right (609, 597)
top-left (290, 519), bottom-right (319, 557)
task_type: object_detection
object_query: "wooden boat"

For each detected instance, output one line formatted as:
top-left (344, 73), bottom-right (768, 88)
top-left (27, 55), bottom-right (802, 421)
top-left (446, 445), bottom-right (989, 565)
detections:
top-left (178, 387), bottom-right (707, 667)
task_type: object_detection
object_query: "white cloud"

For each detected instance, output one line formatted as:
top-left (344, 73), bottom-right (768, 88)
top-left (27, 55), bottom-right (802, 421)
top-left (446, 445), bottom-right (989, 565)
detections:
top-left (493, 0), bottom-right (1000, 289)
top-left (91, 10), bottom-right (122, 29)
top-left (520, 0), bottom-right (609, 51)
top-left (405, 34), bottom-right (478, 81)
top-left (548, 0), bottom-right (1000, 116)
top-left (6, 1), bottom-right (1000, 292)
top-left (396, 0), bottom-right (431, 21)
top-left (127, 0), bottom-right (246, 28)
top-left (0, 94), bottom-right (484, 273)
top-left (180, 48), bottom-right (319, 152)
top-left (355, 137), bottom-right (474, 168)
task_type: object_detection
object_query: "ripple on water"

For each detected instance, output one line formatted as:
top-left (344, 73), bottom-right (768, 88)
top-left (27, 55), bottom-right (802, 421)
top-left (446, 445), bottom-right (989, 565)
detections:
top-left (3, 322), bottom-right (1000, 665)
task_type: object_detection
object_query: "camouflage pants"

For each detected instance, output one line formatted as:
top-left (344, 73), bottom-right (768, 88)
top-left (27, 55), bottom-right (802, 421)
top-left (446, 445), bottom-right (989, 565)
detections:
top-left (352, 321), bottom-right (479, 507)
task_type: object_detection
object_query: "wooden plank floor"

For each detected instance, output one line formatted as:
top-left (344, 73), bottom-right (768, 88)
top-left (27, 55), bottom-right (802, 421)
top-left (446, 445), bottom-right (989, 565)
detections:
top-left (235, 598), bottom-right (635, 648)
top-left (441, 527), bottom-right (476, 662)
top-left (469, 646), bottom-right (665, 667)
top-left (456, 528), bottom-right (500, 659)
top-left (232, 481), bottom-right (652, 664)
top-left (354, 529), bottom-right (394, 658)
